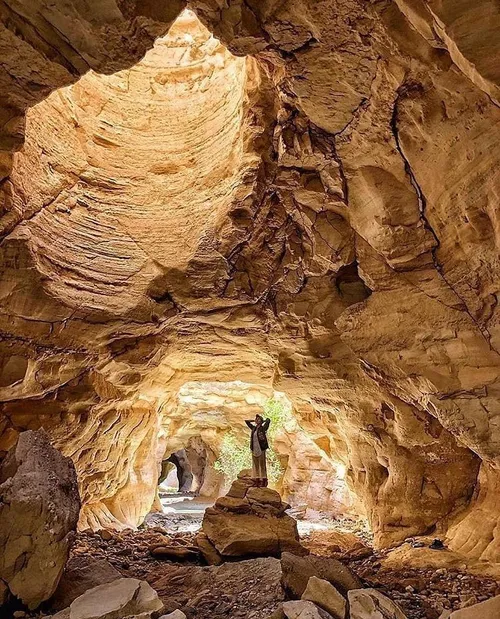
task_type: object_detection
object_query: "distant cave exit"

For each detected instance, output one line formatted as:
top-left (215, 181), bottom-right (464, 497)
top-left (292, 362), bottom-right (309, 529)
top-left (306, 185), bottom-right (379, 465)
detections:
top-left (159, 449), bottom-right (193, 494)
top-left (158, 437), bottom-right (224, 498)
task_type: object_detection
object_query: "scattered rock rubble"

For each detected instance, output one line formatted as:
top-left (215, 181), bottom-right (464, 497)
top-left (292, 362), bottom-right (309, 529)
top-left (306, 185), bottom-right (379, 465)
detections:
top-left (3, 464), bottom-right (500, 619)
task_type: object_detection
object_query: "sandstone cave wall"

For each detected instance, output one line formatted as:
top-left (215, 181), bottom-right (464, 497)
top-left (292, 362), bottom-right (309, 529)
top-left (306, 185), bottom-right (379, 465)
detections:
top-left (0, 0), bottom-right (499, 559)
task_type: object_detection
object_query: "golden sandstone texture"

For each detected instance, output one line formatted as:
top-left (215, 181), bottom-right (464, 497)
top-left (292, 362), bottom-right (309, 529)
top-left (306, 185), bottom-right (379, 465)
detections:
top-left (0, 0), bottom-right (499, 562)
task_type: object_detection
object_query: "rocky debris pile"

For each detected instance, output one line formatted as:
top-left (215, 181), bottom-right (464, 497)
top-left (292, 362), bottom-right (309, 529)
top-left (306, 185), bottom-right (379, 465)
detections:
top-left (0, 430), bottom-right (80, 610)
top-left (29, 524), bottom-right (500, 619)
top-left (351, 552), bottom-right (500, 618)
top-left (47, 577), bottom-right (164, 619)
top-left (199, 471), bottom-right (305, 562)
top-left (147, 557), bottom-right (285, 618)
top-left (301, 528), bottom-right (373, 560)
top-left (144, 510), bottom-right (204, 534)
top-left (272, 574), bottom-right (408, 618)
top-left (66, 532), bottom-right (285, 617)
top-left (70, 528), bottom-right (202, 578)
top-left (274, 550), bottom-right (500, 619)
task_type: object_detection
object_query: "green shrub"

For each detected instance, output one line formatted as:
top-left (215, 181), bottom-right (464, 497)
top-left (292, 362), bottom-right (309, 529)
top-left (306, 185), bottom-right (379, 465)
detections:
top-left (214, 433), bottom-right (250, 482)
top-left (263, 397), bottom-right (292, 439)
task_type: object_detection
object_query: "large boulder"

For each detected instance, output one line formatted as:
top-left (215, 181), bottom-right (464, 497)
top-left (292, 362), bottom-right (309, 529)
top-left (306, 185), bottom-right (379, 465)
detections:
top-left (0, 430), bottom-right (80, 609)
top-left (348, 589), bottom-right (407, 619)
top-left (448, 595), bottom-right (500, 618)
top-left (201, 476), bottom-right (304, 560)
top-left (51, 578), bottom-right (163, 619)
top-left (280, 552), bottom-right (361, 599)
top-left (49, 555), bottom-right (122, 611)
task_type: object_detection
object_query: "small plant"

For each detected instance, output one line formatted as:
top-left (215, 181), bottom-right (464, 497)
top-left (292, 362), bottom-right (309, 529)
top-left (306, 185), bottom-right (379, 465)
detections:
top-left (263, 397), bottom-right (292, 439)
top-left (214, 433), bottom-right (250, 482)
top-left (214, 397), bottom-right (291, 484)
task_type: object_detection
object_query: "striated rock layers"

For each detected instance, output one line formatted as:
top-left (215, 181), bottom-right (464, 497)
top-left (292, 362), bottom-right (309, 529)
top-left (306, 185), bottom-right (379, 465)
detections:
top-left (0, 430), bottom-right (80, 609)
top-left (0, 0), bottom-right (499, 564)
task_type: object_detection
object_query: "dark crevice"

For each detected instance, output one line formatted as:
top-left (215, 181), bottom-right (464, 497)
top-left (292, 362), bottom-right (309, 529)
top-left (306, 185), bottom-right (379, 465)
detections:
top-left (335, 261), bottom-right (372, 306)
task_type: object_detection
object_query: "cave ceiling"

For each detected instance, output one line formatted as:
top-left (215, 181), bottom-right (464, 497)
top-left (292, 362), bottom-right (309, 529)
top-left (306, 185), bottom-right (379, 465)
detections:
top-left (0, 0), bottom-right (499, 558)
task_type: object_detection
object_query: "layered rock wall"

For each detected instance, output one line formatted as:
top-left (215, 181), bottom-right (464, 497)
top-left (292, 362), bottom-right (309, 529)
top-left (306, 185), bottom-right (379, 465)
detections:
top-left (0, 0), bottom-right (499, 559)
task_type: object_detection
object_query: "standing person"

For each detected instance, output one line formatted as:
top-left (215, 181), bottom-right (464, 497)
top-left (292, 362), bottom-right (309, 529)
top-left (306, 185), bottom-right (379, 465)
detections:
top-left (245, 414), bottom-right (271, 487)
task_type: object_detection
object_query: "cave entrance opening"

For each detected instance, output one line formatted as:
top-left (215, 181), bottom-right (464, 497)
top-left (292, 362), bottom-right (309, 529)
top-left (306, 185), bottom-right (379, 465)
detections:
top-left (157, 436), bottom-right (224, 518)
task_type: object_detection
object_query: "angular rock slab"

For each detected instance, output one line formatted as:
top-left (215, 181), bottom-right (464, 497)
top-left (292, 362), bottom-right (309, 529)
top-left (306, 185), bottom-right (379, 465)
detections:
top-left (283, 600), bottom-right (333, 618)
top-left (49, 555), bottom-right (121, 611)
top-left (281, 552), bottom-right (361, 598)
top-left (194, 531), bottom-right (223, 565)
top-left (448, 594), bottom-right (500, 618)
top-left (0, 430), bottom-right (80, 609)
top-left (202, 480), bottom-right (304, 559)
top-left (302, 576), bottom-right (346, 619)
top-left (348, 588), bottom-right (407, 619)
top-left (52, 578), bottom-right (163, 619)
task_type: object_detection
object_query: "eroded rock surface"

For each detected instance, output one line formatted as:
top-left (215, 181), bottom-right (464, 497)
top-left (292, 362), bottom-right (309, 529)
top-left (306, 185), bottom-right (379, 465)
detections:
top-left (301, 577), bottom-right (346, 619)
top-left (0, 430), bottom-right (80, 609)
top-left (51, 577), bottom-right (163, 619)
top-left (0, 0), bottom-right (499, 563)
top-left (49, 556), bottom-right (121, 612)
top-left (282, 600), bottom-right (333, 619)
top-left (348, 588), bottom-right (407, 619)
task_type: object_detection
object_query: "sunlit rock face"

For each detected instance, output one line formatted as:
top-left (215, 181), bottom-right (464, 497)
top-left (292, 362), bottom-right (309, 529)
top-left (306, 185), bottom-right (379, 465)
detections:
top-left (4, 10), bottom-right (250, 313)
top-left (0, 0), bottom-right (499, 560)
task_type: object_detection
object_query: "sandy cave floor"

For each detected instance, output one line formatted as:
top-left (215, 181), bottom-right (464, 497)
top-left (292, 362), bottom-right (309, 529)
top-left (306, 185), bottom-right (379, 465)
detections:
top-left (27, 497), bottom-right (500, 619)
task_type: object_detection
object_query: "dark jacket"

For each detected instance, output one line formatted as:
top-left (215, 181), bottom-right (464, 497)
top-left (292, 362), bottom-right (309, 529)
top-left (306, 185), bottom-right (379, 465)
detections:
top-left (246, 418), bottom-right (270, 451)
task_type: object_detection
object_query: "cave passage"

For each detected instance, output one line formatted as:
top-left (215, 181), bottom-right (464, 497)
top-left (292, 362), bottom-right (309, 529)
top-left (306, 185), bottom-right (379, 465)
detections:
top-left (1, 2), bottom-right (500, 617)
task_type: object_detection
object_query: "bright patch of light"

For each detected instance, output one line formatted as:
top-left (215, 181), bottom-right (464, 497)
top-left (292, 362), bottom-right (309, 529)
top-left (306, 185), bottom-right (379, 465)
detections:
top-left (336, 463), bottom-right (347, 479)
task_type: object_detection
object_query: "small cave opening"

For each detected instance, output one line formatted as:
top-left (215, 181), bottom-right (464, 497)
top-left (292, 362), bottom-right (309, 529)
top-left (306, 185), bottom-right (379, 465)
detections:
top-left (157, 436), bottom-right (224, 503)
top-left (159, 450), bottom-right (194, 495)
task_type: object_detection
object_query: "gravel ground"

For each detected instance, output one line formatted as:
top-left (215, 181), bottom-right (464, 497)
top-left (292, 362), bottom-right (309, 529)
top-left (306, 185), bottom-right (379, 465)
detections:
top-left (14, 508), bottom-right (500, 619)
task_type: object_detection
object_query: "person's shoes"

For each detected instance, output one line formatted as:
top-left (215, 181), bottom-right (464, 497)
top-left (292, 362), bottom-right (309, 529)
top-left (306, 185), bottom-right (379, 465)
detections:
top-left (263, 478), bottom-right (268, 487)
top-left (253, 478), bottom-right (260, 487)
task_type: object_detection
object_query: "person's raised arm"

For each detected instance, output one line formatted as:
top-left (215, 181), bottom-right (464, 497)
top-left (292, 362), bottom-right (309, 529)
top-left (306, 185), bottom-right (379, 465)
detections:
top-left (262, 418), bottom-right (271, 431)
top-left (245, 420), bottom-right (255, 429)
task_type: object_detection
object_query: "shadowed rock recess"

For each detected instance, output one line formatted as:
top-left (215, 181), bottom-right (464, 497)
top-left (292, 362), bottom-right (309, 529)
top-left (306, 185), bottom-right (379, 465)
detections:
top-left (0, 0), bottom-right (499, 572)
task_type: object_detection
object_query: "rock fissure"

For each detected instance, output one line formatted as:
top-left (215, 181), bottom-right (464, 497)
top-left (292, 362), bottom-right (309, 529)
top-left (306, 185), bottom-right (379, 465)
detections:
top-left (390, 84), bottom-right (500, 357)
